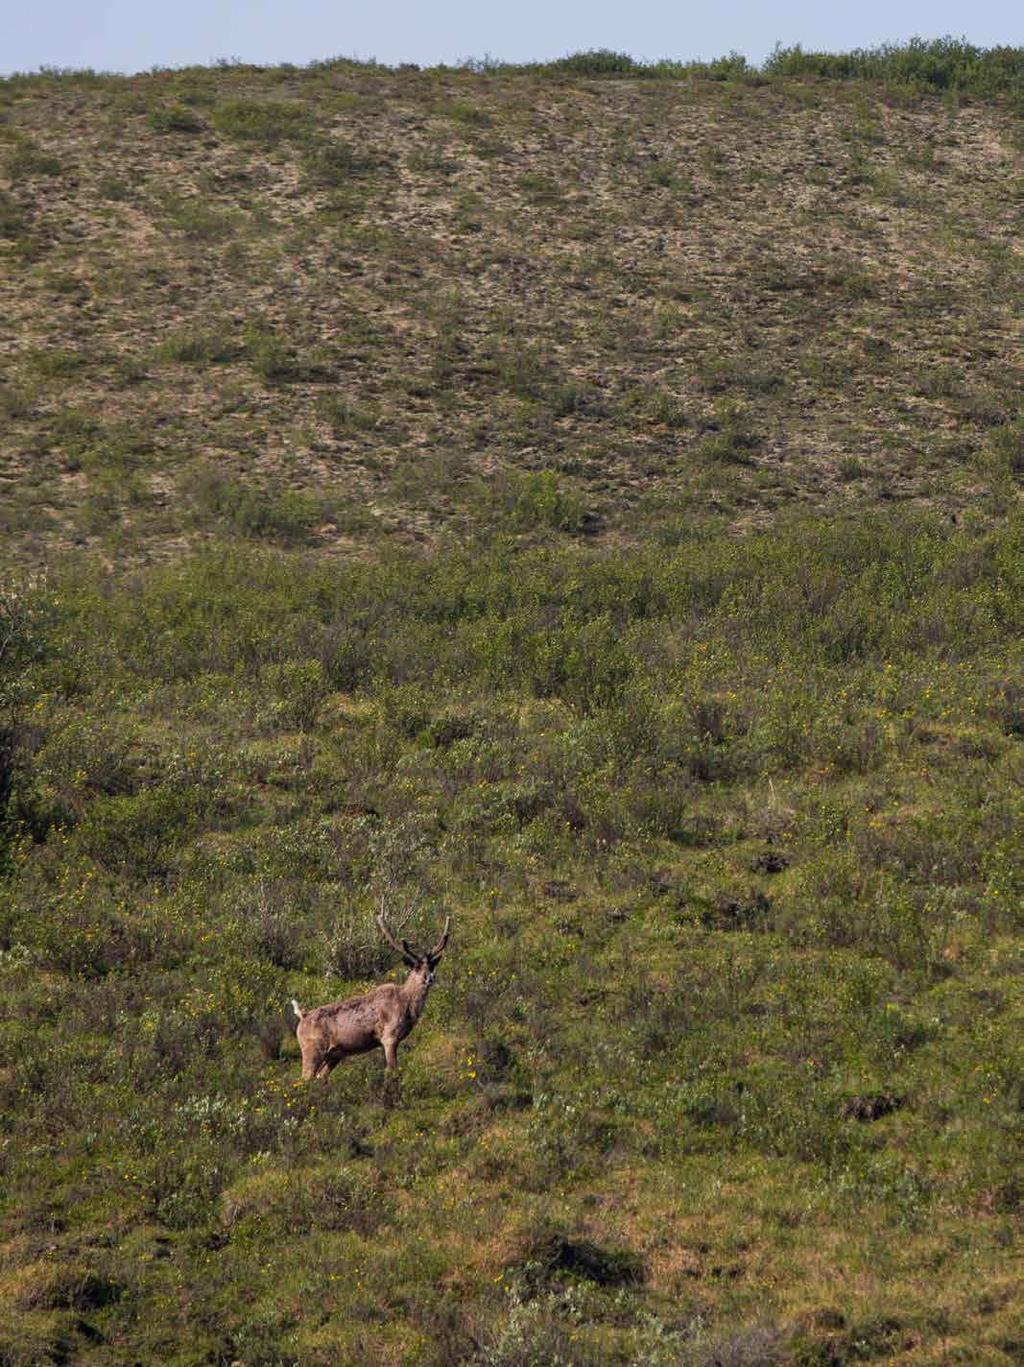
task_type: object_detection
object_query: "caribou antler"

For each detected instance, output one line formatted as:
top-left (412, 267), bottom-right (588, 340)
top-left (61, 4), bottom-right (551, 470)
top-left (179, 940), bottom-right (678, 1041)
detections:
top-left (429, 915), bottom-right (451, 962)
top-left (377, 896), bottom-right (418, 967)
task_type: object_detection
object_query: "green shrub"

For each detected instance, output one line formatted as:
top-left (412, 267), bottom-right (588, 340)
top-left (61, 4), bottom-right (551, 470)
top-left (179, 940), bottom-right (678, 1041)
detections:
top-left (0, 190), bottom-right (28, 239)
top-left (765, 38), bottom-right (1024, 96)
top-left (301, 137), bottom-right (386, 185)
top-left (76, 786), bottom-right (197, 878)
top-left (212, 99), bottom-right (313, 144)
top-left (548, 50), bottom-right (643, 77)
top-left (185, 469), bottom-right (324, 543)
top-left (987, 414), bottom-right (1024, 475)
top-left (146, 105), bottom-right (204, 134)
top-left (161, 193), bottom-right (235, 241)
top-left (694, 403), bottom-right (761, 463)
top-left (243, 324), bottom-right (309, 382)
top-left (5, 138), bottom-right (62, 180)
top-left (0, 386), bottom-right (31, 420)
top-left (14, 866), bottom-right (164, 975)
top-left (625, 385), bottom-right (690, 429)
top-left (315, 393), bottom-right (379, 434)
top-left (221, 1161), bottom-right (391, 1239)
top-left (156, 329), bottom-right (238, 364)
top-left (28, 349), bottom-right (86, 377)
top-left (261, 659), bottom-right (327, 731)
top-left (515, 173), bottom-right (562, 206)
top-left (503, 471), bottom-right (588, 534)
top-left (97, 174), bottom-right (133, 201)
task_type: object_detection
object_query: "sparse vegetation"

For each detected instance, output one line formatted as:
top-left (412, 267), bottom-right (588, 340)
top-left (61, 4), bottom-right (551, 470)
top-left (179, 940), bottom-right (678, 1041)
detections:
top-left (0, 40), bottom-right (1021, 1366)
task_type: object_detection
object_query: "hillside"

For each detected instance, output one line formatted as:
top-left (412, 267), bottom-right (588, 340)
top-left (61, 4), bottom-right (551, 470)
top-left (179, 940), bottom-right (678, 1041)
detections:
top-left (1, 50), bottom-right (1023, 1365)
top-left (1, 53), bottom-right (1022, 557)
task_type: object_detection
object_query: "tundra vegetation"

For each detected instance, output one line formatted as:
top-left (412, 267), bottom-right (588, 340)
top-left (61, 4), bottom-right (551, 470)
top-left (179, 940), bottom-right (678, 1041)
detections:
top-left (0, 39), bottom-right (1023, 1364)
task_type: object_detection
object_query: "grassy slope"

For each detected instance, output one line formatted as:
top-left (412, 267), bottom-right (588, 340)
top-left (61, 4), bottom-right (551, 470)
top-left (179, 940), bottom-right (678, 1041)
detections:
top-left (0, 57), bottom-right (1023, 1365)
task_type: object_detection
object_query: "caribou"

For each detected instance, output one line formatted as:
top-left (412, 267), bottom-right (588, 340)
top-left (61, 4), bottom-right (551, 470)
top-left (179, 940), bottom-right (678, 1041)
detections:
top-left (290, 904), bottom-right (451, 1082)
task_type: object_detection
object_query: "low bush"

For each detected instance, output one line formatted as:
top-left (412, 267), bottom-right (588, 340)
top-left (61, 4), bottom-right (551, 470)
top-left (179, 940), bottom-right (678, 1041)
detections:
top-left (146, 105), bottom-right (204, 134)
top-left (212, 99), bottom-right (313, 144)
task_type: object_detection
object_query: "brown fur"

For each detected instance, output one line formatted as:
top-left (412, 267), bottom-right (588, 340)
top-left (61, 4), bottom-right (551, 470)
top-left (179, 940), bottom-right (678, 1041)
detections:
top-left (292, 912), bottom-right (450, 1082)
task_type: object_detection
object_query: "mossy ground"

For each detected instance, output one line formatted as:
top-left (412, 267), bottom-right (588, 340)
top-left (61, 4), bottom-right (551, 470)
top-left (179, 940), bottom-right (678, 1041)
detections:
top-left (0, 52), bottom-right (1022, 1365)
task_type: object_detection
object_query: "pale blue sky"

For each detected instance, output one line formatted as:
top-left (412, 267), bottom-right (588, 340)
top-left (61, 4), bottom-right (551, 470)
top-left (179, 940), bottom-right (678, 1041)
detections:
top-left (1, 0), bottom-right (1020, 78)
